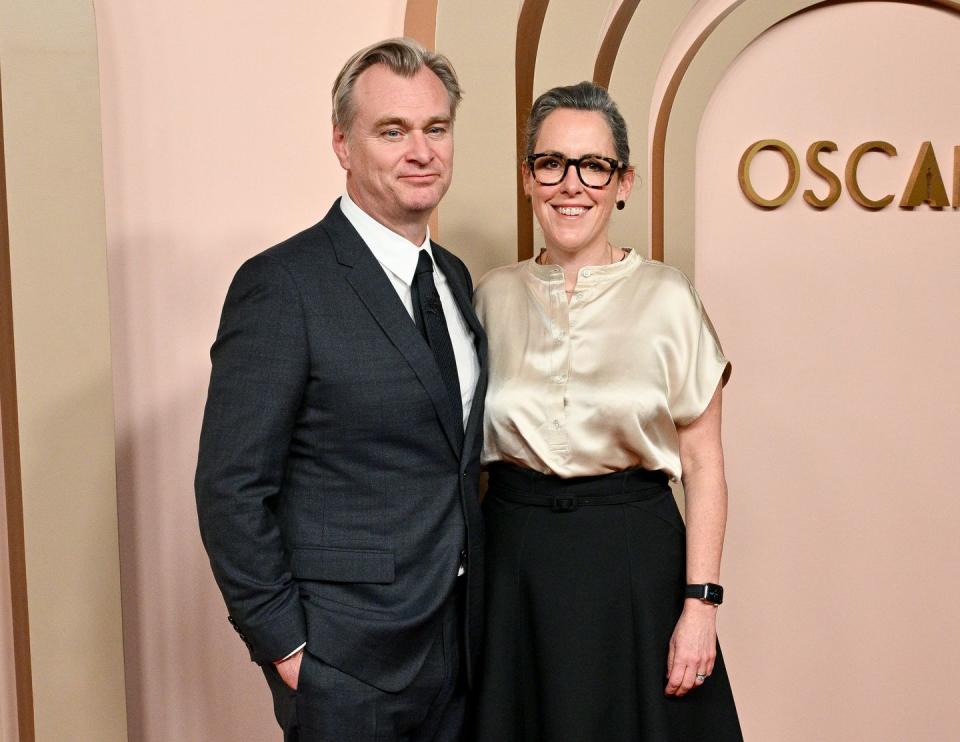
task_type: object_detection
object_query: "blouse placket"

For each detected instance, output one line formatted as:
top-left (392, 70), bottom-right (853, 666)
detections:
top-left (540, 265), bottom-right (570, 459)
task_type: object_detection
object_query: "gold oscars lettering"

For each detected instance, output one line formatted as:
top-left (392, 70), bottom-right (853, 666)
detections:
top-left (738, 140), bottom-right (960, 210)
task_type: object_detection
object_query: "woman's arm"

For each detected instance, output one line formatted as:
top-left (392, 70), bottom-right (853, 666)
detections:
top-left (665, 383), bottom-right (728, 696)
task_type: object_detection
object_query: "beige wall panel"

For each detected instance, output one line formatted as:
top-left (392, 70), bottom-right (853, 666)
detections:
top-left (534, 0), bottom-right (611, 92)
top-left (606, 0), bottom-right (695, 255)
top-left (435, 0), bottom-right (522, 278)
top-left (94, 2), bottom-right (407, 739)
top-left (695, 3), bottom-right (960, 739)
top-left (0, 1), bottom-right (127, 740)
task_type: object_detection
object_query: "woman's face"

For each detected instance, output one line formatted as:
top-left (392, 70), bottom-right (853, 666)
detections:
top-left (524, 108), bottom-right (634, 257)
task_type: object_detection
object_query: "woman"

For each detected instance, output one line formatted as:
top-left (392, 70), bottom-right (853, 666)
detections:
top-left (473, 82), bottom-right (743, 741)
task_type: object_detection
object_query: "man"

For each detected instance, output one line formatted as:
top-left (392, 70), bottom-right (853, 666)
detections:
top-left (195, 38), bottom-right (486, 741)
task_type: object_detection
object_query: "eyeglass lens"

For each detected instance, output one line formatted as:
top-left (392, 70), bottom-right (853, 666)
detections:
top-left (532, 155), bottom-right (615, 188)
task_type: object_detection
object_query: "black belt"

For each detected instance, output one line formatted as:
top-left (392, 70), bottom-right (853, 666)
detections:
top-left (488, 463), bottom-right (669, 513)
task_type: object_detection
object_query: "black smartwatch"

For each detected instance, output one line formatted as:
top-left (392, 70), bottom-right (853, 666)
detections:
top-left (685, 583), bottom-right (724, 605)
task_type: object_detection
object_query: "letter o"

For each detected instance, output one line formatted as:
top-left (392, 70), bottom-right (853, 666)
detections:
top-left (738, 139), bottom-right (800, 209)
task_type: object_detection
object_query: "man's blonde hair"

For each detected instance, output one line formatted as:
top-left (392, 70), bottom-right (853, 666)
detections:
top-left (331, 37), bottom-right (463, 132)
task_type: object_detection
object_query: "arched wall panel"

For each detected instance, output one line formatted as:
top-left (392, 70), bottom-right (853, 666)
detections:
top-left (605, 0), bottom-right (696, 257)
top-left (652, 0), bottom-right (960, 276)
top-left (689, 3), bottom-right (960, 738)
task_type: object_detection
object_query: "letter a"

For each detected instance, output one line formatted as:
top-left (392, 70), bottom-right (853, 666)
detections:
top-left (900, 141), bottom-right (950, 208)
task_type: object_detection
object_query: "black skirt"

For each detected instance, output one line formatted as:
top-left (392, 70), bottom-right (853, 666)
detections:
top-left (473, 464), bottom-right (743, 742)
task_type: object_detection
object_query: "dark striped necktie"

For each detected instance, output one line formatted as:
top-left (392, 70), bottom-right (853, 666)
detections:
top-left (411, 249), bottom-right (463, 443)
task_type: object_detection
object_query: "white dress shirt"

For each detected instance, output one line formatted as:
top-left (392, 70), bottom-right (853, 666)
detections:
top-left (340, 192), bottom-right (479, 429)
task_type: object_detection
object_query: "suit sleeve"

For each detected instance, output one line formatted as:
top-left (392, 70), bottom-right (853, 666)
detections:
top-left (195, 252), bottom-right (308, 664)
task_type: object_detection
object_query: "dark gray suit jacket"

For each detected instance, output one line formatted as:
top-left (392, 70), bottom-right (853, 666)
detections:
top-left (196, 200), bottom-right (487, 692)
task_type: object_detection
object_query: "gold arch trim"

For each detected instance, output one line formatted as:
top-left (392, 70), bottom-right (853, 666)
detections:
top-left (0, 66), bottom-right (35, 742)
top-left (515, 0), bottom-right (552, 261)
top-left (593, 0), bottom-right (643, 88)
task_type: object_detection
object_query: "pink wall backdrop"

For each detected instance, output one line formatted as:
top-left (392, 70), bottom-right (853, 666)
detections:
top-left (92, 1), bottom-right (960, 739)
top-left (696, 3), bottom-right (960, 739)
top-left (95, 2), bottom-right (406, 739)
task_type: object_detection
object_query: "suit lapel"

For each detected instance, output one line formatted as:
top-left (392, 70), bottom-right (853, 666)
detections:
top-left (432, 245), bottom-right (488, 464)
top-left (321, 203), bottom-right (464, 456)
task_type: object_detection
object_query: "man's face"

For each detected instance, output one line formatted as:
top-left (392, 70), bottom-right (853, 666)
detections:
top-left (333, 64), bottom-right (454, 242)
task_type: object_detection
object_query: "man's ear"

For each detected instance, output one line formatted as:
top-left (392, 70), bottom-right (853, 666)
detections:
top-left (332, 125), bottom-right (350, 170)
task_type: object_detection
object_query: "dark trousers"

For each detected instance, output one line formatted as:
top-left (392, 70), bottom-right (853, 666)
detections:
top-left (263, 584), bottom-right (466, 742)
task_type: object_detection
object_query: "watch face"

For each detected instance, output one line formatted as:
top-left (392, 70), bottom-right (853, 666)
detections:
top-left (705, 584), bottom-right (724, 604)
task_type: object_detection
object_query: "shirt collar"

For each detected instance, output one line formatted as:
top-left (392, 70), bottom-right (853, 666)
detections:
top-left (526, 247), bottom-right (639, 283)
top-left (339, 191), bottom-right (433, 287)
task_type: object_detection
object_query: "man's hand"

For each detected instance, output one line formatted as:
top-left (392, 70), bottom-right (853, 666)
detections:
top-left (273, 649), bottom-right (304, 691)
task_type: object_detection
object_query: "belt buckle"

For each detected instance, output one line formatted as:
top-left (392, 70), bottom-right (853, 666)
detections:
top-left (551, 495), bottom-right (578, 513)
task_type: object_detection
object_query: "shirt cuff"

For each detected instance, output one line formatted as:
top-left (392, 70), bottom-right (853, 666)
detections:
top-left (275, 643), bottom-right (306, 663)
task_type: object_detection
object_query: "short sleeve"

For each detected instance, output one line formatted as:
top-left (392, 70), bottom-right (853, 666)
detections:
top-left (669, 280), bottom-right (731, 426)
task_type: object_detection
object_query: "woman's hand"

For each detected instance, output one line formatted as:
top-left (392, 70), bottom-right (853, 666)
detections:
top-left (665, 600), bottom-right (718, 696)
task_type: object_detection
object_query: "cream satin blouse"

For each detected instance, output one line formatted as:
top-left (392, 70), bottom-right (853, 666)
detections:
top-left (473, 249), bottom-right (730, 480)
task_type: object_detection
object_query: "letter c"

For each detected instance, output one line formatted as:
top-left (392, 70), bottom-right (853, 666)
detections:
top-left (845, 141), bottom-right (897, 210)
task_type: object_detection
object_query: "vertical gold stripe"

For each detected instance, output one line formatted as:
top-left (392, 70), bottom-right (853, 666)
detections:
top-left (404, 0), bottom-right (442, 239)
top-left (516, 0), bottom-right (551, 261)
top-left (404, 0), bottom-right (439, 49)
top-left (0, 67), bottom-right (36, 742)
top-left (593, 0), bottom-right (642, 88)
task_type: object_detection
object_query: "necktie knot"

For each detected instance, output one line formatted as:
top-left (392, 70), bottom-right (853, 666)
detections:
top-left (415, 249), bottom-right (434, 276)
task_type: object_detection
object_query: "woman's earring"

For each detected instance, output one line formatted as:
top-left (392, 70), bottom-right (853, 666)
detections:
top-left (616, 200), bottom-right (625, 210)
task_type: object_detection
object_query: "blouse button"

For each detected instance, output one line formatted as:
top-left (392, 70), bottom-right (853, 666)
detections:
top-left (553, 375), bottom-right (566, 384)
top-left (552, 419), bottom-right (561, 429)
top-left (582, 269), bottom-right (592, 278)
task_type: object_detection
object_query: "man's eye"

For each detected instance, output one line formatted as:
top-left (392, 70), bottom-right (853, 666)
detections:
top-left (427, 126), bottom-right (447, 137)
top-left (382, 129), bottom-right (403, 139)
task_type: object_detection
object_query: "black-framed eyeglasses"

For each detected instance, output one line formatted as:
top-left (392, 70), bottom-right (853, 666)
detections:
top-left (526, 152), bottom-right (627, 189)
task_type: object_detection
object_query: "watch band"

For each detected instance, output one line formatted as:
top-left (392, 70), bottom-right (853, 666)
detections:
top-left (685, 583), bottom-right (724, 605)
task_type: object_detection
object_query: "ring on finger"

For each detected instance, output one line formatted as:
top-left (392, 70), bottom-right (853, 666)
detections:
top-left (695, 673), bottom-right (707, 683)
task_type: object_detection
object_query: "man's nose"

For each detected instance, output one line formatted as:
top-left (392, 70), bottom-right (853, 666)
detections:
top-left (406, 131), bottom-right (433, 164)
